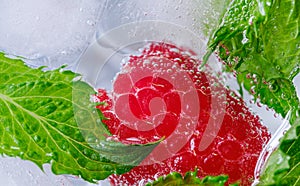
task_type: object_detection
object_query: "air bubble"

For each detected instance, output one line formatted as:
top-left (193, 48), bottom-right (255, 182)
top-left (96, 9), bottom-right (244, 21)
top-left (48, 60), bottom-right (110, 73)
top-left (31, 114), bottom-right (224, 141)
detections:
top-left (190, 138), bottom-right (195, 151)
top-left (61, 141), bottom-right (69, 150)
top-left (86, 20), bottom-right (95, 26)
top-left (250, 86), bottom-right (256, 94)
top-left (269, 99), bottom-right (273, 104)
top-left (281, 93), bottom-right (288, 100)
top-left (238, 113), bottom-right (245, 120)
top-left (290, 31), bottom-right (298, 39)
top-left (172, 64), bottom-right (178, 69)
top-left (170, 48), bottom-right (180, 53)
top-left (143, 59), bottom-right (150, 65)
top-left (83, 148), bottom-right (89, 156)
top-left (246, 73), bottom-right (251, 79)
top-left (275, 65), bottom-right (281, 70)
top-left (268, 81), bottom-right (278, 92)
top-left (256, 102), bottom-right (262, 107)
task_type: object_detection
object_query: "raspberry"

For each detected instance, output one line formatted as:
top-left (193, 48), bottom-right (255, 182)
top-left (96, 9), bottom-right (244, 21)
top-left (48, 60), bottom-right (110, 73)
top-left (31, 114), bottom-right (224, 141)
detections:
top-left (95, 43), bottom-right (270, 185)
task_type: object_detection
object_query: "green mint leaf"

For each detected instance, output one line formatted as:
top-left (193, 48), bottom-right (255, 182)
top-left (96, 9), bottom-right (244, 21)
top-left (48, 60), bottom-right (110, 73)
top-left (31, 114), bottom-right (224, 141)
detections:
top-left (0, 53), bottom-right (159, 182)
top-left (205, 0), bottom-right (300, 124)
top-left (258, 119), bottom-right (300, 185)
top-left (146, 171), bottom-right (231, 186)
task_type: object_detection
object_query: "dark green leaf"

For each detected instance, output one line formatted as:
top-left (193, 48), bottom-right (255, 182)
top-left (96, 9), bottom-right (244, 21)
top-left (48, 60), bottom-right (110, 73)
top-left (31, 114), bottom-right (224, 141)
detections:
top-left (0, 53), bottom-right (159, 182)
top-left (206, 0), bottom-right (300, 124)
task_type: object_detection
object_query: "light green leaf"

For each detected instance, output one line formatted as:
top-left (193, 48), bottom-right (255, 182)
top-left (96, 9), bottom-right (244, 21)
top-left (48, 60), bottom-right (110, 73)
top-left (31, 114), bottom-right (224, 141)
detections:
top-left (258, 119), bottom-right (300, 185)
top-left (0, 53), bottom-right (159, 182)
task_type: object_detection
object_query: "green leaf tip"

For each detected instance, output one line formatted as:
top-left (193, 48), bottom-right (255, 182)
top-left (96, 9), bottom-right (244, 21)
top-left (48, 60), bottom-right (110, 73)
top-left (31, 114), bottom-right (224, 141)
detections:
top-left (146, 169), bottom-right (230, 186)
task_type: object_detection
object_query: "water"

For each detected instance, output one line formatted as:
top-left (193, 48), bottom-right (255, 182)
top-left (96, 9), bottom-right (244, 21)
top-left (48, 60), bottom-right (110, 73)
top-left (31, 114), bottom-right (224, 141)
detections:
top-left (1, 0), bottom-right (300, 185)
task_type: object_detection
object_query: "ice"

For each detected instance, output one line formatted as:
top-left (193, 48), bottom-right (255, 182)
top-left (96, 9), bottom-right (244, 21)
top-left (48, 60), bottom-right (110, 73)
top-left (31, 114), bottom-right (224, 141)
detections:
top-left (97, 0), bottom-right (218, 40)
top-left (0, 156), bottom-right (72, 186)
top-left (0, 0), bottom-right (105, 69)
top-left (0, 156), bottom-right (111, 186)
top-left (97, 0), bottom-right (229, 40)
top-left (79, 0), bottom-right (226, 89)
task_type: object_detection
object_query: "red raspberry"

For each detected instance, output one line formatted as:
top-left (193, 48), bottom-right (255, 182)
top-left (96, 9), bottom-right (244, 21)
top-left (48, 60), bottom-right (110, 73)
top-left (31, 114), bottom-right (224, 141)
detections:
top-left (95, 43), bottom-right (270, 185)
